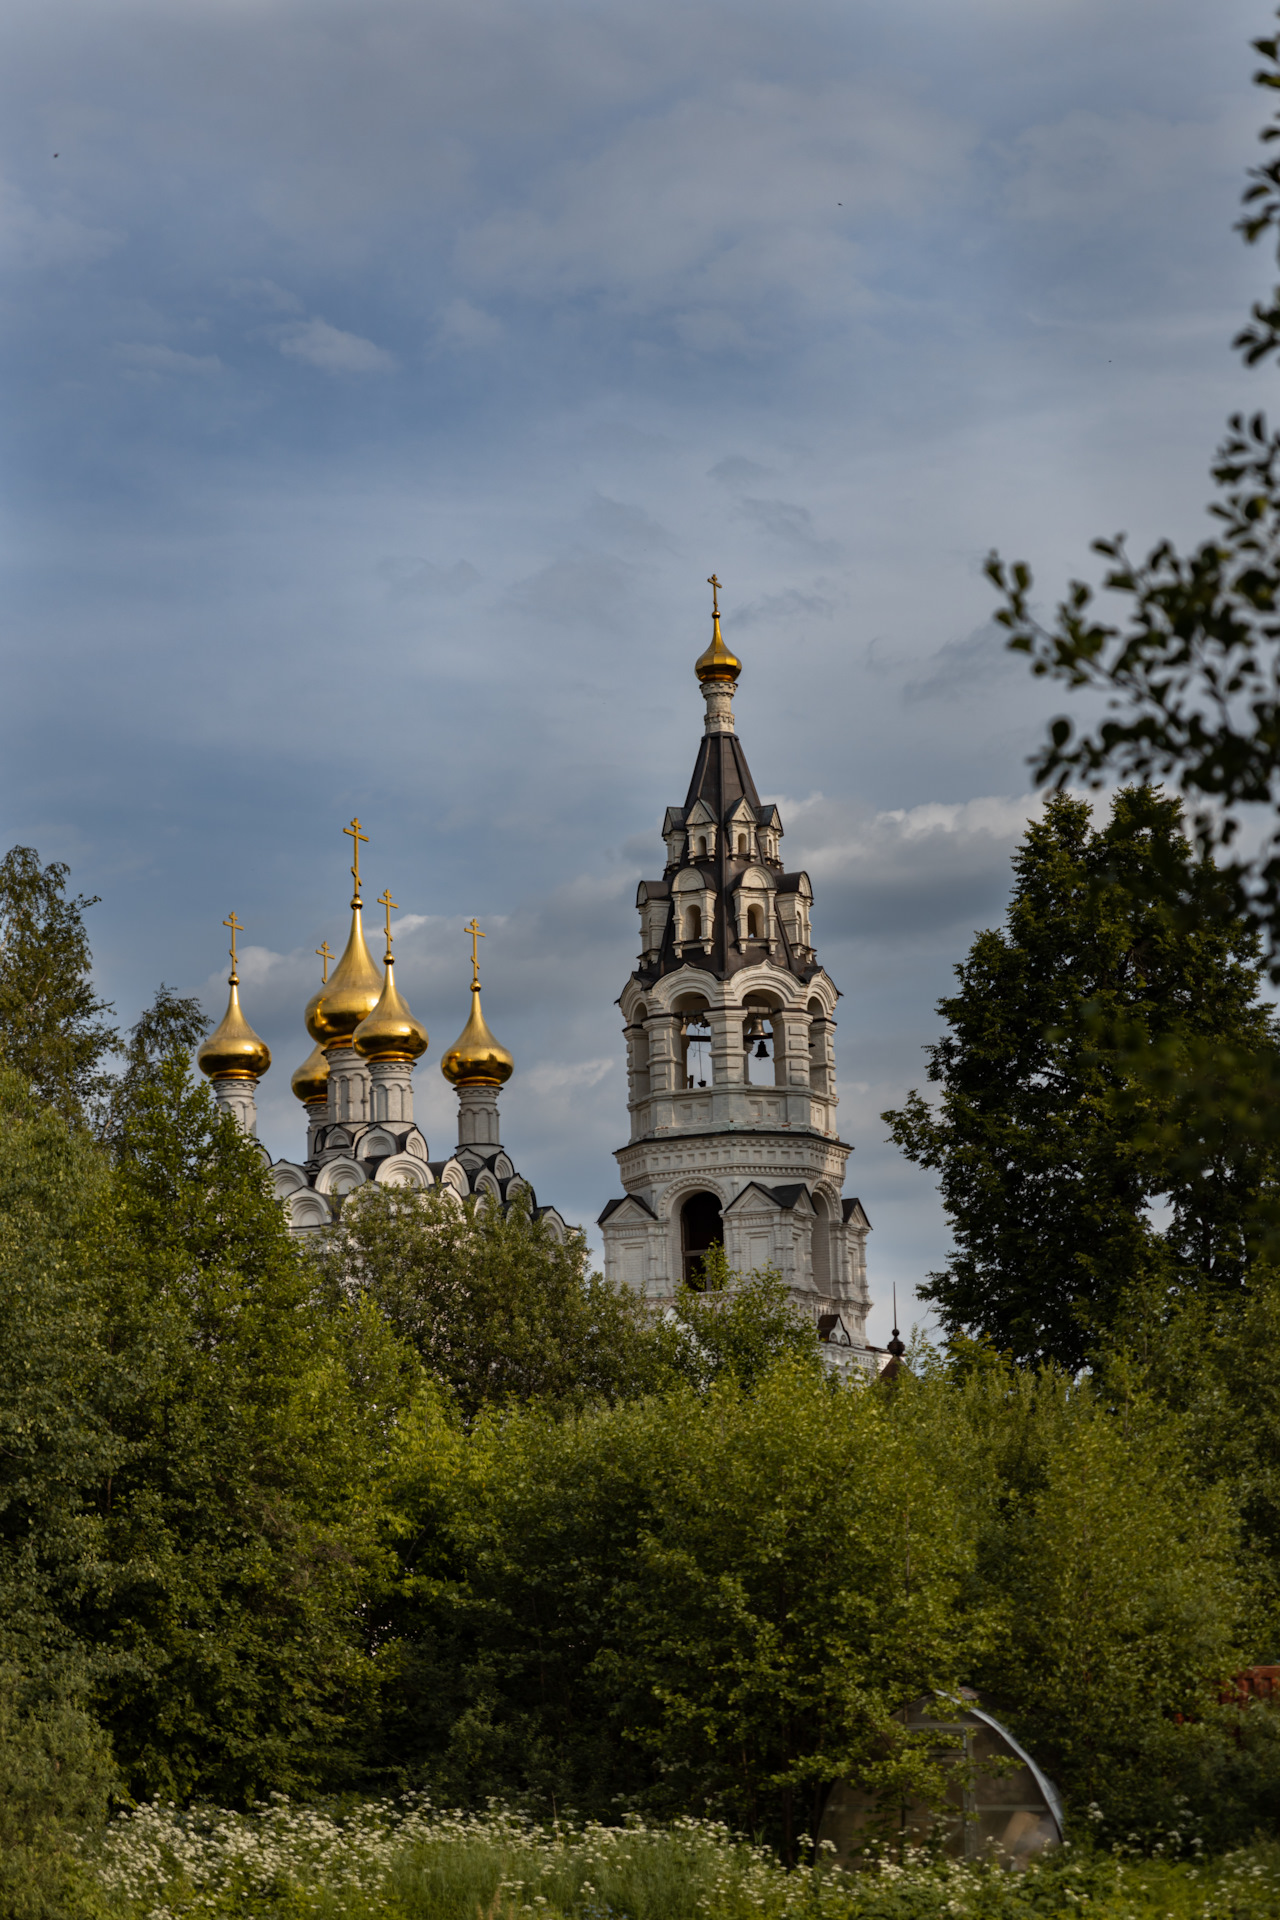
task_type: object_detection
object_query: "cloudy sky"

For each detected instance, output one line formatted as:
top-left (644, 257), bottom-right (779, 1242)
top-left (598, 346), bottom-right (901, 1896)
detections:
top-left (2, 0), bottom-right (1273, 1338)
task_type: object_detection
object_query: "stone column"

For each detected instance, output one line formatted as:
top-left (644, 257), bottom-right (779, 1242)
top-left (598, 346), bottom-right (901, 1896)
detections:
top-left (645, 1014), bottom-right (683, 1096)
top-left (327, 1043), bottom-right (370, 1126)
top-left (709, 1006), bottom-right (744, 1086)
top-left (457, 1083), bottom-right (502, 1149)
top-left (211, 1076), bottom-right (259, 1135)
top-left (305, 1099), bottom-right (329, 1159)
top-left (369, 1058), bottom-right (414, 1124)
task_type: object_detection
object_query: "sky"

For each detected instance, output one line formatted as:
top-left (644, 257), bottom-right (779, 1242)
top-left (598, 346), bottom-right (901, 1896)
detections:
top-left (2, 0), bottom-right (1275, 1342)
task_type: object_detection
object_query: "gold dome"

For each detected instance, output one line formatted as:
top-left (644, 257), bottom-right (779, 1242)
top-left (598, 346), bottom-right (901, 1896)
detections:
top-left (695, 572), bottom-right (741, 684)
top-left (353, 955), bottom-right (429, 1062)
top-left (291, 1040), bottom-right (330, 1106)
top-left (441, 982), bottom-right (514, 1087)
top-left (197, 979), bottom-right (271, 1081)
top-left (306, 903), bottom-right (383, 1046)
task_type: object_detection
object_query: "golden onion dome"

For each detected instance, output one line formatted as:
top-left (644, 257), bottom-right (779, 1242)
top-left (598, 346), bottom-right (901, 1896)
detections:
top-left (695, 573), bottom-right (741, 684)
top-left (291, 1040), bottom-right (330, 1106)
top-left (306, 903), bottom-right (383, 1047)
top-left (197, 976), bottom-right (271, 1082)
top-left (441, 982), bottom-right (514, 1087)
top-left (353, 956), bottom-right (429, 1062)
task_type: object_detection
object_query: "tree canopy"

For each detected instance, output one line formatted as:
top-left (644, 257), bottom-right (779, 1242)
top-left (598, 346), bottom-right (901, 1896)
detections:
top-left (883, 790), bottom-right (1279, 1370)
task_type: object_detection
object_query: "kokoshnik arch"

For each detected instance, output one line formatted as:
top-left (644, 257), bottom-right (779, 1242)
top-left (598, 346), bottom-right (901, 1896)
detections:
top-left (190, 580), bottom-right (878, 1372)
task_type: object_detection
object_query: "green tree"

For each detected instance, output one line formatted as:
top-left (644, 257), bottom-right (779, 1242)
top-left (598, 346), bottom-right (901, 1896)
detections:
top-left (76, 1047), bottom-right (413, 1802)
top-left (311, 1183), bottom-right (669, 1418)
top-left (986, 20), bottom-right (1280, 980)
top-left (0, 848), bottom-right (115, 1123)
top-left (380, 1363), bottom-right (993, 1857)
top-left (883, 790), bottom-right (1277, 1370)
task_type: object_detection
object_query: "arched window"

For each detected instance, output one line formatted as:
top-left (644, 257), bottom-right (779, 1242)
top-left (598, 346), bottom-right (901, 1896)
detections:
top-left (681, 1190), bottom-right (723, 1288)
top-left (747, 904), bottom-right (763, 939)
top-left (694, 835), bottom-right (707, 857)
top-left (685, 904), bottom-right (702, 942)
top-left (737, 833), bottom-right (747, 854)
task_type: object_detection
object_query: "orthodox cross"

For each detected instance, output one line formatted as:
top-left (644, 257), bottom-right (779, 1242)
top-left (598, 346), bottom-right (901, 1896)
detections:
top-left (464, 916), bottom-right (485, 987)
top-left (343, 817), bottom-right (368, 901)
top-left (707, 573), bottom-right (722, 618)
top-left (377, 888), bottom-right (399, 959)
top-left (223, 910), bottom-right (243, 981)
top-left (315, 940), bottom-right (333, 984)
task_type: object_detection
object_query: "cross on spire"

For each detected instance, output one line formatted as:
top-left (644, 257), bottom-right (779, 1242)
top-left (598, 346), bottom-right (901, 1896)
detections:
top-left (464, 916), bottom-right (485, 987)
top-left (707, 573), bottom-right (721, 619)
top-left (223, 910), bottom-right (243, 981)
top-left (343, 818), bottom-right (368, 903)
top-left (377, 888), bottom-right (399, 960)
top-left (315, 940), bottom-right (333, 984)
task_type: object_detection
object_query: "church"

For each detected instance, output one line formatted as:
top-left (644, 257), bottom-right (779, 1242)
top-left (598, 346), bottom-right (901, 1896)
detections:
top-left (192, 580), bottom-right (877, 1369)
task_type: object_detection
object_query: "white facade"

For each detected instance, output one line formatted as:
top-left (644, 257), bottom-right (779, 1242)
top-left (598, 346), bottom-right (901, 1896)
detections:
top-left (600, 640), bottom-right (873, 1350)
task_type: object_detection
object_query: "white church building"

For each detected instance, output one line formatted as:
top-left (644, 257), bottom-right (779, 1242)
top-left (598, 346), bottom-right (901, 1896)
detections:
top-left (192, 581), bottom-right (877, 1367)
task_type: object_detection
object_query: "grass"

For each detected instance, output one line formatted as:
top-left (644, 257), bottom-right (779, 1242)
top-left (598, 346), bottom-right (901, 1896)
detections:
top-left (83, 1798), bottom-right (1280, 1920)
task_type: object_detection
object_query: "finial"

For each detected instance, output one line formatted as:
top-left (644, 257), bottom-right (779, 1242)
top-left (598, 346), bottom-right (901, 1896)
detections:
top-left (316, 940), bottom-right (333, 984)
top-left (223, 910), bottom-right (244, 984)
top-left (887, 1284), bottom-right (906, 1360)
top-left (343, 818), bottom-right (369, 906)
top-left (378, 888), bottom-right (399, 964)
top-left (695, 572), bottom-right (742, 685)
top-left (464, 916), bottom-right (486, 989)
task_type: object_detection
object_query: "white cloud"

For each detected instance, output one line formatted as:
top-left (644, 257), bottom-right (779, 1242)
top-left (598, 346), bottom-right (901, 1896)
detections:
top-left (277, 318), bottom-right (397, 373)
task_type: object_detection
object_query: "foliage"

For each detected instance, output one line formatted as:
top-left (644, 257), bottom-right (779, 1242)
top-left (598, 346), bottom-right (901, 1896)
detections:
top-left (657, 1245), bottom-right (823, 1392)
top-left (96, 986), bottom-right (209, 1148)
top-left (0, 846), bottom-right (116, 1123)
top-left (377, 1363), bottom-right (1002, 1853)
top-left (77, 1051), bottom-right (412, 1804)
top-left (883, 790), bottom-right (1278, 1368)
top-left (985, 24), bottom-right (1280, 981)
top-left (310, 1183), bottom-right (668, 1418)
top-left (83, 1798), bottom-right (1280, 1920)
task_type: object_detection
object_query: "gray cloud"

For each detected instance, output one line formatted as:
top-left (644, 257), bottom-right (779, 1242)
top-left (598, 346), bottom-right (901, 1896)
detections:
top-left (0, 0), bottom-right (1266, 1344)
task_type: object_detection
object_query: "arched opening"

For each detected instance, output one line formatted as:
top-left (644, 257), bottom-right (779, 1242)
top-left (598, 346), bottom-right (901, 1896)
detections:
top-left (694, 834), bottom-right (708, 858)
top-left (747, 903), bottom-right (763, 939)
top-left (680, 1010), bottom-right (713, 1087)
top-left (742, 995), bottom-right (778, 1086)
top-left (681, 1190), bottom-right (723, 1287)
top-left (685, 904), bottom-right (702, 943)
top-left (737, 833), bottom-right (748, 854)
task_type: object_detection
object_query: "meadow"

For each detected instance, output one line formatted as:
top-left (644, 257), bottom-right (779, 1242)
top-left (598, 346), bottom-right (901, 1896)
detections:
top-left (82, 1800), bottom-right (1280, 1920)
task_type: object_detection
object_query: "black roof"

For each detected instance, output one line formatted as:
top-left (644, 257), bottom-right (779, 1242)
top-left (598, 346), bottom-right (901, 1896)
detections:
top-left (635, 719), bottom-right (821, 988)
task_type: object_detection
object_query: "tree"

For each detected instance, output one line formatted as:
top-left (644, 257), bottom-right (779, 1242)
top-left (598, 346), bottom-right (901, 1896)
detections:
top-left (378, 1362), bottom-right (994, 1857)
top-left (310, 1183), bottom-right (668, 1418)
top-left (883, 790), bottom-right (1278, 1370)
top-left (0, 847), bottom-right (115, 1123)
top-left (75, 1047), bottom-right (413, 1803)
top-left (986, 21), bottom-right (1280, 980)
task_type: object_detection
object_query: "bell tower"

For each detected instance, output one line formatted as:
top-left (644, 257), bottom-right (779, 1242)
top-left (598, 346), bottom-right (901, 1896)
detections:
top-left (599, 580), bottom-right (871, 1341)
